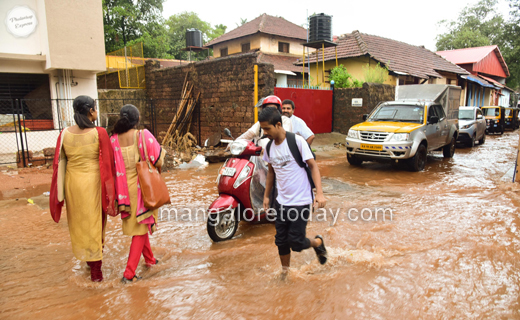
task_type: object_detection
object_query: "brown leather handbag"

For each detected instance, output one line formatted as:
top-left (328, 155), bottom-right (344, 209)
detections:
top-left (136, 130), bottom-right (171, 209)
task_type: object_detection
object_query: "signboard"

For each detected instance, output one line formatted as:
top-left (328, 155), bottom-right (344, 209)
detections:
top-left (352, 98), bottom-right (363, 107)
top-left (5, 6), bottom-right (38, 38)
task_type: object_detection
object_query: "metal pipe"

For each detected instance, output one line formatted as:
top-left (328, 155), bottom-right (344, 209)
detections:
top-left (335, 46), bottom-right (338, 67)
top-left (302, 49), bottom-right (305, 88)
top-left (316, 48), bottom-right (318, 87)
top-left (254, 65), bottom-right (258, 122)
top-left (322, 43), bottom-right (325, 86)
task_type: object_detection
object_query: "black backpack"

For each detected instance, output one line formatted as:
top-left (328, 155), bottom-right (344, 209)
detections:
top-left (266, 131), bottom-right (316, 189)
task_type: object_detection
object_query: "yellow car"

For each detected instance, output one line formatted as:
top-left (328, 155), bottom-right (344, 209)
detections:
top-left (345, 85), bottom-right (461, 171)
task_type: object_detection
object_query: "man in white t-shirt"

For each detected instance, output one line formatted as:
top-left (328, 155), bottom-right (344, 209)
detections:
top-left (260, 107), bottom-right (327, 276)
top-left (281, 99), bottom-right (315, 145)
top-left (236, 95), bottom-right (292, 150)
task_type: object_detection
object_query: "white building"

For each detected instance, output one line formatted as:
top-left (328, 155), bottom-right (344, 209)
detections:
top-left (0, 0), bottom-right (105, 165)
top-left (0, 0), bottom-right (105, 129)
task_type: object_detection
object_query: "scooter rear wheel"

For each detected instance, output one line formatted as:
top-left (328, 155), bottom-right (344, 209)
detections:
top-left (207, 208), bottom-right (239, 242)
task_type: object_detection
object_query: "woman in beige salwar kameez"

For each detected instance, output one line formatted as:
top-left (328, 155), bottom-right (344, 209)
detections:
top-left (50, 95), bottom-right (116, 282)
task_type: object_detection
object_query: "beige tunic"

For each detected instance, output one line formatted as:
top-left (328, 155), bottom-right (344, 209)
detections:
top-left (62, 128), bottom-right (105, 261)
top-left (121, 131), bottom-right (165, 236)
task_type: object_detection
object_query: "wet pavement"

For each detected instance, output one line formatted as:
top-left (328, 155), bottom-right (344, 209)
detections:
top-left (1, 131), bottom-right (520, 319)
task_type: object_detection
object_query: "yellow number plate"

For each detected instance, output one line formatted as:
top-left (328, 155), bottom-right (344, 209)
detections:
top-left (360, 144), bottom-right (383, 151)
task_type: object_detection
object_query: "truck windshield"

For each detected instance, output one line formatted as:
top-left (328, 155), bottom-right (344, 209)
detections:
top-left (458, 110), bottom-right (474, 120)
top-left (369, 105), bottom-right (424, 123)
top-left (483, 108), bottom-right (499, 117)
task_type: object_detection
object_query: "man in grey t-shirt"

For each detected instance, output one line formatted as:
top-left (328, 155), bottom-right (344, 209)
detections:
top-left (260, 107), bottom-right (327, 277)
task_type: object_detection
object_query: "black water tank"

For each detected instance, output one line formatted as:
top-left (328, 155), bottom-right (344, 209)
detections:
top-left (308, 14), bottom-right (332, 42)
top-left (186, 28), bottom-right (202, 47)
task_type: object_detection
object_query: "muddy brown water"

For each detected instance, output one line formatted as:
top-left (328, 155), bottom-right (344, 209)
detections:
top-left (2, 132), bottom-right (520, 319)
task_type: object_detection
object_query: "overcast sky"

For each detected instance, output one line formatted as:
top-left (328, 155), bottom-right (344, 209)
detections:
top-left (163, 0), bottom-right (511, 52)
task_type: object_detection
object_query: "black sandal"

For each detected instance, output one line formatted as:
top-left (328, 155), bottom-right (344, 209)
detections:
top-left (313, 235), bottom-right (328, 265)
top-left (121, 275), bottom-right (142, 284)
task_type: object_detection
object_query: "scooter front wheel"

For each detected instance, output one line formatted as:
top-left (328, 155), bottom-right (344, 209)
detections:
top-left (207, 208), bottom-right (238, 242)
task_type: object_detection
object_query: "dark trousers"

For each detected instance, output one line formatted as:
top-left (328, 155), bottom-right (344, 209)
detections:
top-left (274, 201), bottom-right (312, 256)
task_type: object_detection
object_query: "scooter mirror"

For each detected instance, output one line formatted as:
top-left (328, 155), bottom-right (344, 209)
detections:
top-left (224, 128), bottom-right (233, 139)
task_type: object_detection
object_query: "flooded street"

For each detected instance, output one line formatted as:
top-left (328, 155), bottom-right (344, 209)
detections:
top-left (2, 131), bottom-right (520, 319)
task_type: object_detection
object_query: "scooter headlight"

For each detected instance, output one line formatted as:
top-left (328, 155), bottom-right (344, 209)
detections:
top-left (233, 165), bottom-right (251, 189)
top-left (229, 140), bottom-right (248, 155)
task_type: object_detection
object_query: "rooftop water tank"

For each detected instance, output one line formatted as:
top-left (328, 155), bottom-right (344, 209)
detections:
top-left (308, 14), bottom-right (332, 42)
top-left (186, 28), bottom-right (202, 47)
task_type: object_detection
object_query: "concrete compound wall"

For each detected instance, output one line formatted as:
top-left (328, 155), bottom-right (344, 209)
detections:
top-left (145, 52), bottom-right (275, 143)
top-left (333, 82), bottom-right (395, 134)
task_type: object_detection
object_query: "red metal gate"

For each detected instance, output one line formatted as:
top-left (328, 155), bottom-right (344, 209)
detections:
top-left (273, 87), bottom-right (333, 134)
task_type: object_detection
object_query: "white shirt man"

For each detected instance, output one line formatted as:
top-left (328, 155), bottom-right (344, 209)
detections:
top-left (236, 97), bottom-right (292, 149)
top-left (281, 100), bottom-right (315, 145)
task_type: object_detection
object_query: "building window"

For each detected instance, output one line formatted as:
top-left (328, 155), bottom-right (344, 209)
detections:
top-left (241, 43), bottom-right (250, 53)
top-left (220, 48), bottom-right (228, 57)
top-left (278, 42), bottom-right (290, 53)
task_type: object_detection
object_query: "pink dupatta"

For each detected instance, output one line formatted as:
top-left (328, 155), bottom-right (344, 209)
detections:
top-left (111, 129), bottom-right (163, 234)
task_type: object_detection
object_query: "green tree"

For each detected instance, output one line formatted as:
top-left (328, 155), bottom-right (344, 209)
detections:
top-left (207, 24), bottom-right (227, 42)
top-left (329, 65), bottom-right (363, 88)
top-left (165, 12), bottom-right (226, 61)
top-left (436, 0), bottom-right (520, 89)
top-left (236, 18), bottom-right (248, 27)
top-left (103, 0), bottom-right (171, 58)
top-left (362, 62), bottom-right (389, 84)
top-left (502, 0), bottom-right (520, 89)
top-left (436, 0), bottom-right (505, 51)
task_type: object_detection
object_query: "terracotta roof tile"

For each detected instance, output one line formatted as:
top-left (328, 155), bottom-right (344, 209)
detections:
top-left (257, 53), bottom-right (306, 73)
top-left (296, 31), bottom-right (469, 79)
top-left (206, 14), bottom-right (307, 47)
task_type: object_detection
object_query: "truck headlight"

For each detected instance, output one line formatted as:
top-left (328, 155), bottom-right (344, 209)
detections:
top-left (347, 129), bottom-right (359, 139)
top-left (229, 140), bottom-right (248, 155)
top-left (389, 133), bottom-right (409, 141)
top-left (461, 123), bottom-right (474, 129)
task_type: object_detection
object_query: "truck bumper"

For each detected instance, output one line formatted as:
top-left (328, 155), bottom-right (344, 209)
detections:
top-left (345, 138), bottom-right (414, 160)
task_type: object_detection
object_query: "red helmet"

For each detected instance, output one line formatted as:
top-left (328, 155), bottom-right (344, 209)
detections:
top-left (261, 95), bottom-right (282, 108)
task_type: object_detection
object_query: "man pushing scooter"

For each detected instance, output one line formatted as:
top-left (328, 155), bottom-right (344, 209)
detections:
top-left (260, 106), bottom-right (328, 276)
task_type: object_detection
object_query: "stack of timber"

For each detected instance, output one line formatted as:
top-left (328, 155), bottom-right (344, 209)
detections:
top-left (161, 74), bottom-right (200, 151)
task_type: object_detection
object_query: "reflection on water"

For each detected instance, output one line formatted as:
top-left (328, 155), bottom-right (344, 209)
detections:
top-left (1, 132), bottom-right (520, 319)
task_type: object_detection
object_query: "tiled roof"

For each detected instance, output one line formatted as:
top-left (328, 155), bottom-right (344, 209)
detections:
top-left (296, 31), bottom-right (469, 79)
top-left (257, 53), bottom-right (307, 73)
top-left (205, 14), bottom-right (307, 47)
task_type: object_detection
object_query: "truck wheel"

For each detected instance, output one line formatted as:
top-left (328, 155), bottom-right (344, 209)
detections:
top-left (407, 144), bottom-right (426, 172)
top-left (443, 136), bottom-right (456, 158)
top-left (347, 153), bottom-right (363, 166)
top-left (467, 134), bottom-right (476, 148)
top-left (478, 133), bottom-right (485, 145)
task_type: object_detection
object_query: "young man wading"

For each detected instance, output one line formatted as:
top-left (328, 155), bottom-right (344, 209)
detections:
top-left (260, 107), bottom-right (328, 276)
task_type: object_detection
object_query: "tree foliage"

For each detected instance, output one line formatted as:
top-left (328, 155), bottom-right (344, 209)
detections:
top-left (103, 0), bottom-right (170, 58)
top-left (362, 62), bottom-right (389, 84)
top-left (166, 12), bottom-right (227, 61)
top-left (436, 0), bottom-right (504, 50)
top-left (103, 3), bottom-right (227, 61)
top-left (329, 65), bottom-right (363, 88)
top-left (435, 0), bottom-right (520, 89)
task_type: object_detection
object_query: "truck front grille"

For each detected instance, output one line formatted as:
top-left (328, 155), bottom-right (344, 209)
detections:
top-left (360, 131), bottom-right (389, 142)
